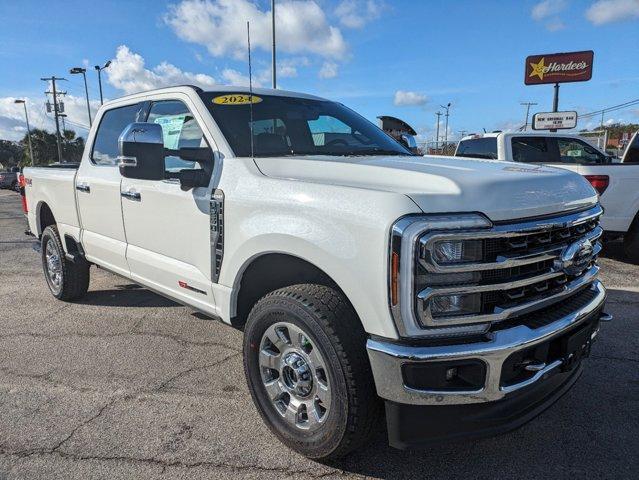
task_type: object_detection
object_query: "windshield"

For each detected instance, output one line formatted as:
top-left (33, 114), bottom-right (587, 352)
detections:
top-left (199, 92), bottom-right (414, 158)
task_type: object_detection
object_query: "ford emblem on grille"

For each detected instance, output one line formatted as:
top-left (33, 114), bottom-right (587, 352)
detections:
top-left (555, 238), bottom-right (594, 276)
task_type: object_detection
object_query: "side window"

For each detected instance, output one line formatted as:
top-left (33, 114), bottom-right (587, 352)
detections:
top-left (147, 100), bottom-right (207, 174)
top-left (455, 138), bottom-right (497, 159)
top-left (511, 137), bottom-right (554, 163)
top-left (556, 138), bottom-right (606, 164)
top-left (624, 133), bottom-right (639, 163)
top-left (91, 103), bottom-right (142, 165)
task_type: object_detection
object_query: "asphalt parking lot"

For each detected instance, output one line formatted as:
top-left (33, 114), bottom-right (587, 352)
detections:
top-left (0, 189), bottom-right (637, 480)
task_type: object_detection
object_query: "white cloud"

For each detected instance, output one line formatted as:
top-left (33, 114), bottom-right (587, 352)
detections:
top-left (165, 0), bottom-right (347, 61)
top-left (585, 0), bottom-right (639, 24)
top-left (106, 45), bottom-right (218, 95)
top-left (531, 0), bottom-right (567, 20)
top-left (393, 90), bottom-right (427, 107)
top-left (531, 0), bottom-right (568, 30)
top-left (318, 61), bottom-right (338, 79)
top-left (278, 57), bottom-right (309, 78)
top-left (335, 0), bottom-right (384, 29)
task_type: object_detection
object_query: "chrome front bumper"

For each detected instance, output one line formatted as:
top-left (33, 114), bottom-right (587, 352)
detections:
top-left (367, 280), bottom-right (606, 406)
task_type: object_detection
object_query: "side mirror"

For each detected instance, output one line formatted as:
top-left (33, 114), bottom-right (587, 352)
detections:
top-left (118, 122), bottom-right (166, 180)
top-left (400, 133), bottom-right (418, 153)
top-left (178, 169), bottom-right (211, 191)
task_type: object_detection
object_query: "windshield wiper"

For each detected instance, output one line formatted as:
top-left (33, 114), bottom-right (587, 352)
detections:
top-left (347, 148), bottom-right (416, 157)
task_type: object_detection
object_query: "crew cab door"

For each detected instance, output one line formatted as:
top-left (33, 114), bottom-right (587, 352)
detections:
top-left (120, 98), bottom-right (217, 313)
top-left (76, 102), bottom-right (146, 276)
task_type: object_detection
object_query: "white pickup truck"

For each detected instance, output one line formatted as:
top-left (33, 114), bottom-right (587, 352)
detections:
top-left (455, 131), bottom-right (639, 262)
top-left (23, 85), bottom-right (610, 459)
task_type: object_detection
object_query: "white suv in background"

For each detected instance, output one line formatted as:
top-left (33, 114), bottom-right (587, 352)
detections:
top-left (455, 131), bottom-right (639, 262)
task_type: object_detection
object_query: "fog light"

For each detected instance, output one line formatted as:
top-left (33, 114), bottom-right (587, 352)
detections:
top-left (432, 239), bottom-right (483, 264)
top-left (431, 293), bottom-right (481, 318)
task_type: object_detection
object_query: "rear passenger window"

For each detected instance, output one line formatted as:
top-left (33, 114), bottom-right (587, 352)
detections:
top-left (511, 137), bottom-right (554, 163)
top-left (455, 138), bottom-right (497, 159)
top-left (91, 103), bottom-right (142, 165)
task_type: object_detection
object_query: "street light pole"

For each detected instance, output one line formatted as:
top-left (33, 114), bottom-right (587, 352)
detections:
top-left (70, 67), bottom-right (92, 126)
top-left (271, 0), bottom-right (276, 89)
top-left (94, 60), bottom-right (111, 105)
top-left (435, 111), bottom-right (442, 153)
top-left (14, 99), bottom-right (35, 165)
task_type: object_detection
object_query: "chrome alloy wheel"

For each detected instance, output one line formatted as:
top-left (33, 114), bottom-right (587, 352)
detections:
top-left (259, 322), bottom-right (331, 432)
top-left (44, 240), bottom-right (62, 295)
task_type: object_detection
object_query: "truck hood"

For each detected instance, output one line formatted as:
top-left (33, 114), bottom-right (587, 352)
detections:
top-left (255, 155), bottom-right (598, 221)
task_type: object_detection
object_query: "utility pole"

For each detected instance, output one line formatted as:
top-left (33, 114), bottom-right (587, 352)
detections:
top-left (41, 76), bottom-right (66, 163)
top-left (271, 0), bottom-right (276, 89)
top-left (520, 102), bottom-right (538, 131)
top-left (435, 111), bottom-right (442, 153)
top-left (440, 103), bottom-right (451, 150)
top-left (458, 130), bottom-right (468, 139)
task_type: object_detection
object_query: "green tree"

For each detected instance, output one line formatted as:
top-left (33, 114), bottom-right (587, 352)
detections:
top-left (0, 140), bottom-right (22, 169)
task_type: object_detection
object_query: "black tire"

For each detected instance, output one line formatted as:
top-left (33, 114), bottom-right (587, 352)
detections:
top-left (623, 224), bottom-right (639, 264)
top-left (11, 181), bottom-right (18, 192)
top-left (41, 225), bottom-right (90, 300)
top-left (243, 284), bottom-right (381, 460)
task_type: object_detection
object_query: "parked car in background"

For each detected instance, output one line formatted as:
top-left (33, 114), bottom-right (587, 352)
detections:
top-left (23, 85), bottom-right (609, 459)
top-left (0, 166), bottom-right (20, 191)
top-left (455, 132), bottom-right (639, 262)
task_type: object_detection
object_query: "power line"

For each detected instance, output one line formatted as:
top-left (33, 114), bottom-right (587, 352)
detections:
top-left (579, 98), bottom-right (639, 120)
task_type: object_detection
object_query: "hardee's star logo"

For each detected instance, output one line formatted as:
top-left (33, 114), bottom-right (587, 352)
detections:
top-left (529, 57), bottom-right (546, 80)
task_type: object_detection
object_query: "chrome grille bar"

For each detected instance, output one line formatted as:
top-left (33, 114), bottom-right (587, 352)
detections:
top-left (388, 204), bottom-right (603, 338)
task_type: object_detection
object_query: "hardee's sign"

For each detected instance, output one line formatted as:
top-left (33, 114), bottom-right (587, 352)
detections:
top-left (525, 50), bottom-right (594, 85)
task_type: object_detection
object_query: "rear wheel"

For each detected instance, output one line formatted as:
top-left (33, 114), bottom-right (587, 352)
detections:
top-left (243, 284), bottom-right (381, 460)
top-left (41, 225), bottom-right (90, 300)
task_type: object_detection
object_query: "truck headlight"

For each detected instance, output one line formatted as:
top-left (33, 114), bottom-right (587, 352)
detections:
top-left (430, 293), bottom-right (481, 318)
top-left (432, 239), bottom-right (483, 264)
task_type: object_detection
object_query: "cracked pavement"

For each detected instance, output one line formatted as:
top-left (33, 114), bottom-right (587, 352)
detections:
top-left (0, 190), bottom-right (637, 479)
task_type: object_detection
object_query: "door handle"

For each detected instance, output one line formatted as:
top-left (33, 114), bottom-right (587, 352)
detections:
top-left (76, 183), bottom-right (90, 193)
top-left (121, 190), bottom-right (141, 201)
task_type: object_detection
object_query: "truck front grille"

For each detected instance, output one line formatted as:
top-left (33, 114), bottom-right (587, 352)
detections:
top-left (414, 205), bottom-right (603, 331)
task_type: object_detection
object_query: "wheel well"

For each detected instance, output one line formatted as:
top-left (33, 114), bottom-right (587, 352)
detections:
top-left (232, 253), bottom-right (341, 329)
top-left (38, 203), bottom-right (56, 236)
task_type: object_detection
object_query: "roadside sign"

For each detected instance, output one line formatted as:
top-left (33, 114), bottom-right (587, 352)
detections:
top-left (532, 111), bottom-right (578, 130)
top-left (525, 51), bottom-right (594, 85)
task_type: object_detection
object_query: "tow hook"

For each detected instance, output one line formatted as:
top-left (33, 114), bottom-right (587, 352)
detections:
top-left (599, 312), bottom-right (613, 322)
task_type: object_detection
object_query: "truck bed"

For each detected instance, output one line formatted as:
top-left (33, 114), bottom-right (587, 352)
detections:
top-left (23, 165), bottom-right (80, 237)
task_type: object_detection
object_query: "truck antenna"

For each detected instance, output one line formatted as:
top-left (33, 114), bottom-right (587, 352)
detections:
top-left (247, 21), bottom-right (255, 159)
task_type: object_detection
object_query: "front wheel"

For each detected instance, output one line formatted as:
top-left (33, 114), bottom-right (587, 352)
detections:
top-left (243, 284), bottom-right (381, 460)
top-left (41, 226), bottom-right (90, 300)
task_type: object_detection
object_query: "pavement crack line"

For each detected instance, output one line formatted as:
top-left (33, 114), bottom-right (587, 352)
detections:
top-left (0, 450), bottom-right (360, 478)
top-left (154, 352), bottom-right (241, 392)
top-left (0, 331), bottom-right (241, 352)
top-left (50, 395), bottom-right (123, 453)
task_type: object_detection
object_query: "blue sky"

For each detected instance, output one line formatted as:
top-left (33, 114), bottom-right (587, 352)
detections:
top-left (1, 0), bottom-right (638, 142)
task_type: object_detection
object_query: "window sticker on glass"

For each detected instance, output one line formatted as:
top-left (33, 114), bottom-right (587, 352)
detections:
top-left (154, 114), bottom-right (186, 149)
top-left (213, 94), bottom-right (262, 105)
